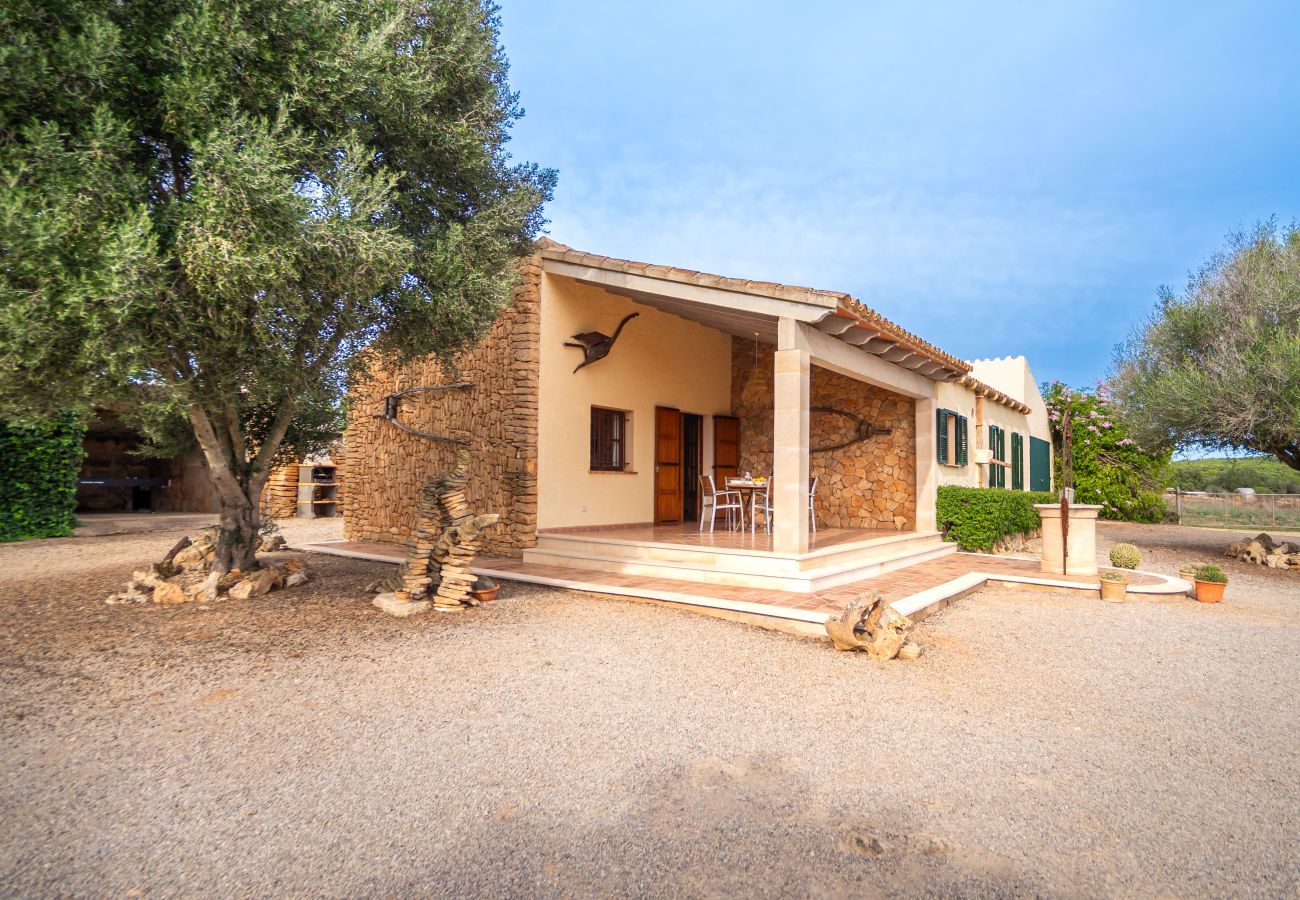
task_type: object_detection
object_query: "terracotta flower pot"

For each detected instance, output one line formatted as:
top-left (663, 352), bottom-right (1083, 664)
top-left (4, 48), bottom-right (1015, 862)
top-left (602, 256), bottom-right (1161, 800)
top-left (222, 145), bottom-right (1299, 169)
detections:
top-left (1099, 577), bottom-right (1128, 603)
top-left (1194, 580), bottom-right (1225, 603)
top-left (471, 585), bottom-right (500, 603)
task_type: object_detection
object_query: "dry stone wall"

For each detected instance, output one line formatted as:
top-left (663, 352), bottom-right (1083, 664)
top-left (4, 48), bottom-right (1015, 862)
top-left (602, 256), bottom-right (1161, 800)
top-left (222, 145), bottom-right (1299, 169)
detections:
top-left (731, 337), bottom-right (917, 530)
top-left (343, 258), bottom-right (541, 557)
top-left (260, 465), bottom-right (299, 519)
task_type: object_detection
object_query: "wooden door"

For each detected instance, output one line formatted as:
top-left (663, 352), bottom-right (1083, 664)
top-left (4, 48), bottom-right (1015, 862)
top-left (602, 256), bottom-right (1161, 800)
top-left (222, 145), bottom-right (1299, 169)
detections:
top-left (713, 415), bottom-right (740, 485)
top-left (654, 406), bottom-right (683, 524)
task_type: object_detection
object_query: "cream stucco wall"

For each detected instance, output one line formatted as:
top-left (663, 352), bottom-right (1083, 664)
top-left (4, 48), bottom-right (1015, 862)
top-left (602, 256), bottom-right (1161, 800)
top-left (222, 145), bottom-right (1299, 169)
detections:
top-left (934, 356), bottom-right (1053, 489)
top-left (537, 273), bottom-right (733, 529)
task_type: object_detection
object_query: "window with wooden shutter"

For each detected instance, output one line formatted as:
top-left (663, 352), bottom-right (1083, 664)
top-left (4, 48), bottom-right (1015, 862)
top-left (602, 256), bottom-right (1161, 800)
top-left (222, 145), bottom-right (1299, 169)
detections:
top-left (997, 427), bottom-right (1007, 487)
top-left (989, 424), bottom-right (1007, 488)
top-left (936, 409), bottom-right (949, 464)
top-left (1011, 432), bottom-right (1024, 490)
top-left (590, 407), bottom-right (627, 471)
top-left (956, 415), bottom-right (969, 465)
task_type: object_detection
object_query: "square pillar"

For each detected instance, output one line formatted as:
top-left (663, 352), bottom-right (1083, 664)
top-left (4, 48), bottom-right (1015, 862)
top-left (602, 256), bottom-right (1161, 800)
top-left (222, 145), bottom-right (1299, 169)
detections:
top-left (772, 346), bottom-right (810, 554)
top-left (914, 393), bottom-right (938, 532)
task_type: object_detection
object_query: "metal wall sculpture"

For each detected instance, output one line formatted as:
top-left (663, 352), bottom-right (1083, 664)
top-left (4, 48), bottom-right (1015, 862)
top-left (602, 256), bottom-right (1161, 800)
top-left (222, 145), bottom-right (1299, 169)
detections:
top-left (809, 406), bottom-right (894, 453)
top-left (378, 383), bottom-right (473, 445)
top-left (564, 312), bottom-right (639, 373)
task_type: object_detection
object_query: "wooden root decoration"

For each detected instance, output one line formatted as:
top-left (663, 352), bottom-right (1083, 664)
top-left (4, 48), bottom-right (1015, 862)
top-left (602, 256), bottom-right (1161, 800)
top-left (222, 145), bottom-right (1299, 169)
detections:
top-left (382, 448), bottom-right (499, 614)
top-left (824, 591), bottom-right (920, 660)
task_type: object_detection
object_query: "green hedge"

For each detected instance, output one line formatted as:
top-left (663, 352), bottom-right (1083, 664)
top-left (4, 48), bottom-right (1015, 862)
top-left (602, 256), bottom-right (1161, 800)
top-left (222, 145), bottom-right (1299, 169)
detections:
top-left (0, 414), bottom-right (85, 542)
top-left (936, 485), bottom-right (1057, 552)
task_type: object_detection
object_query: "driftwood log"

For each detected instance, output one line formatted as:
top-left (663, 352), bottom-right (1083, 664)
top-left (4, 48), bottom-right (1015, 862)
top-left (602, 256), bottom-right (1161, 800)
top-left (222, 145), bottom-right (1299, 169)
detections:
top-left (824, 591), bottom-right (920, 660)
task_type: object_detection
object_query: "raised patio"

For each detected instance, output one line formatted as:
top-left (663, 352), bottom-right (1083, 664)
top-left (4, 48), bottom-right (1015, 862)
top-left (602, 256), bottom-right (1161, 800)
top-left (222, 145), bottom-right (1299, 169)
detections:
top-left (303, 537), bottom-right (1188, 638)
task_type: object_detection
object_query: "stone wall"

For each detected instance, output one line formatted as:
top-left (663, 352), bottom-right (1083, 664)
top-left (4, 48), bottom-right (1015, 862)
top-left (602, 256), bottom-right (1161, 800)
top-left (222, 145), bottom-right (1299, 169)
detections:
top-left (342, 257), bottom-right (541, 557)
top-left (730, 337), bottom-right (917, 530)
top-left (261, 464), bottom-right (299, 519)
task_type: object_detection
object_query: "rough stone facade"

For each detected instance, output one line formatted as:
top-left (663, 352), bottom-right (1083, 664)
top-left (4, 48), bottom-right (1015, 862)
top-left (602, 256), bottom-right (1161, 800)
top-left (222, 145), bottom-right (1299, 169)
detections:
top-left (731, 337), bottom-right (916, 530)
top-left (342, 257), bottom-right (541, 557)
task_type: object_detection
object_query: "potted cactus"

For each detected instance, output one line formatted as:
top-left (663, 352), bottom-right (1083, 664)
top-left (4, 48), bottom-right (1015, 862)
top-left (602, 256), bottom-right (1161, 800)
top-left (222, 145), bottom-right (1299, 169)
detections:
top-left (1108, 543), bottom-right (1141, 569)
top-left (1193, 564), bottom-right (1228, 603)
top-left (1178, 562), bottom-right (1203, 598)
top-left (1098, 571), bottom-right (1128, 603)
top-left (470, 575), bottom-right (500, 603)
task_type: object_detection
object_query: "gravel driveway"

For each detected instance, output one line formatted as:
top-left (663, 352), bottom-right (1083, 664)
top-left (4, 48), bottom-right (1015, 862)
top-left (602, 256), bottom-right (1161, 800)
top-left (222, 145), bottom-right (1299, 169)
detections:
top-left (1, 519), bottom-right (1297, 897)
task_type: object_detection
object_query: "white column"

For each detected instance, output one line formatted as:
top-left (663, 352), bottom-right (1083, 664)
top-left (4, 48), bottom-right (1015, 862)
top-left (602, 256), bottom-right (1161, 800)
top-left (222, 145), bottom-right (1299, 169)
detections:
top-left (773, 320), bottom-right (810, 554)
top-left (914, 393), bottom-right (938, 533)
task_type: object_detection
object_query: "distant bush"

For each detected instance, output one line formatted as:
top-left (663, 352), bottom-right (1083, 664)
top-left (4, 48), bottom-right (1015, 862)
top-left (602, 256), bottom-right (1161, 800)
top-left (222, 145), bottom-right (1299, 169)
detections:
top-left (0, 414), bottom-right (85, 542)
top-left (1169, 456), bottom-right (1300, 494)
top-left (1109, 543), bottom-right (1141, 569)
top-left (936, 486), bottom-right (1056, 552)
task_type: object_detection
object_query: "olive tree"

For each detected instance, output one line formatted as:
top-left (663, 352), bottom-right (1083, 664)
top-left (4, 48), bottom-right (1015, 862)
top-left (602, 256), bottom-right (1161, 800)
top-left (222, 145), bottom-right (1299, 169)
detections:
top-left (1111, 222), bottom-right (1300, 470)
top-left (0, 0), bottom-right (554, 571)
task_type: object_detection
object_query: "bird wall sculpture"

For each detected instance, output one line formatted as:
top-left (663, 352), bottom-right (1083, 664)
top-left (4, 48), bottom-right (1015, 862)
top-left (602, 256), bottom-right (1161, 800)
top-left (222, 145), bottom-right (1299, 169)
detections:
top-left (565, 312), bottom-right (639, 373)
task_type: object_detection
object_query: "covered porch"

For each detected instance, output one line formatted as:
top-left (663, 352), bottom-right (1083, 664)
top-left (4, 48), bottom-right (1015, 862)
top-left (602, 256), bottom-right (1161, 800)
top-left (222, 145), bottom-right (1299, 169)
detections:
top-left (532, 242), bottom-right (973, 588)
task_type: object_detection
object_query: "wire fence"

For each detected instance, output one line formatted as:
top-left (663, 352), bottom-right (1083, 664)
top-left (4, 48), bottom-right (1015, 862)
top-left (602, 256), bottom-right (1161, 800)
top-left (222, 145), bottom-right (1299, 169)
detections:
top-left (1169, 491), bottom-right (1300, 530)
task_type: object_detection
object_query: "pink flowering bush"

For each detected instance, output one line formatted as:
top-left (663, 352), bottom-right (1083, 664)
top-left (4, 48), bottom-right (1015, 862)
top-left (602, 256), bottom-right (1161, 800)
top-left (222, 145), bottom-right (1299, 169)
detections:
top-left (1042, 381), bottom-right (1170, 522)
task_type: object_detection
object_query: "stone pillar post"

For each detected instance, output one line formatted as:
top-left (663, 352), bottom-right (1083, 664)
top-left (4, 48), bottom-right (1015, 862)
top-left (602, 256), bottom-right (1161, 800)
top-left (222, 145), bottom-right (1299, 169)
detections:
top-left (773, 321), bottom-right (810, 555)
top-left (1036, 503), bottom-right (1102, 575)
top-left (914, 393), bottom-right (938, 532)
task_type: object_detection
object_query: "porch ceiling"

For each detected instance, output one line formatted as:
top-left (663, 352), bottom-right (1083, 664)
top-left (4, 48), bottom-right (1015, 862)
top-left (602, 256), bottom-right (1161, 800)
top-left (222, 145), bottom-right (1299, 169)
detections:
top-left (540, 240), bottom-right (969, 382)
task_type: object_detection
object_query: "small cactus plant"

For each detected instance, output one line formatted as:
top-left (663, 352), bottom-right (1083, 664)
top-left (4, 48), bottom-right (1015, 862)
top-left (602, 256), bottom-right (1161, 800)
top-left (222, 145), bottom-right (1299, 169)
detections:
top-left (1194, 564), bottom-right (1228, 584)
top-left (1109, 543), bottom-right (1141, 569)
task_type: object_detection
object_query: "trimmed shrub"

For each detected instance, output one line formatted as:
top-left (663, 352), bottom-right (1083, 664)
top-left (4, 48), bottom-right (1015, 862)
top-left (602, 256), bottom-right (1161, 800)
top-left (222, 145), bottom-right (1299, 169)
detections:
top-left (0, 414), bottom-right (85, 542)
top-left (1109, 543), bottom-right (1141, 569)
top-left (936, 485), bottom-right (1057, 552)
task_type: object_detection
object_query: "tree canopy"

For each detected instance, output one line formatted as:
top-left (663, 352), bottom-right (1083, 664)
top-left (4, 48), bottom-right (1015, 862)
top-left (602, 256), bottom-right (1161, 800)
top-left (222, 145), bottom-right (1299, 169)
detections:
top-left (1110, 222), bottom-right (1300, 470)
top-left (1043, 381), bottom-right (1170, 522)
top-left (0, 0), bottom-right (554, 568)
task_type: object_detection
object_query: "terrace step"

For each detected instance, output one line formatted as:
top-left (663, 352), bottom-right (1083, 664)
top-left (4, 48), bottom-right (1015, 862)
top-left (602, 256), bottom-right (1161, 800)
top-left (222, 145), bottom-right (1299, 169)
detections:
top-left (522, 531), bottom-right (956, 593)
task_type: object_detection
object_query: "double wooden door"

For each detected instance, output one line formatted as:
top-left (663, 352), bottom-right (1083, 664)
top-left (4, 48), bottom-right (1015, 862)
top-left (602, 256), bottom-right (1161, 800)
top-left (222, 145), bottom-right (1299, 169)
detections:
top-left (653, 408), bottom-right (740, 525)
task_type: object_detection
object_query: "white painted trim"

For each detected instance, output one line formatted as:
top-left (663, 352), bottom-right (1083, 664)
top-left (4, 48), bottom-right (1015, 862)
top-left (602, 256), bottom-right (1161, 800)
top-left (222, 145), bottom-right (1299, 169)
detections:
top-left (786, 320), bottom-right (934, 399)
top-left (544, 259), bottom-right (836, 322)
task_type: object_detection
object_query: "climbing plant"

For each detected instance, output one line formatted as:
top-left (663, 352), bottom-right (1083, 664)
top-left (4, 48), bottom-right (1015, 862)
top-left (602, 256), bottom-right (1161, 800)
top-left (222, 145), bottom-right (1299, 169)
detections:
top-left (0, 414), bottom-right (84, 541)
top-left (1043, 382), bottom-right (1169, 522)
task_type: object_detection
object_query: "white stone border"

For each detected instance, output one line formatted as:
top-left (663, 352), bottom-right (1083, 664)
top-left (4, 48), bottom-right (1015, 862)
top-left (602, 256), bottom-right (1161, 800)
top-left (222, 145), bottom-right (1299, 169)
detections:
top-left (302, 541), bottom-right (1192, 632)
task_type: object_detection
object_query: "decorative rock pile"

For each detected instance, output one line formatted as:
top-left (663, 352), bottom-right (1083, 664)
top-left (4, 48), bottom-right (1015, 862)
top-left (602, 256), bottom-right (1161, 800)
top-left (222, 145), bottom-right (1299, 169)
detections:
top-left (1225, 533), bottom-right (1300, 569)
top-left (106, 528), bottom-right (308, 605)
top-left (823, 591), bottom-right (921, 660)
top-left (373, 448), bottom-right (499, 617)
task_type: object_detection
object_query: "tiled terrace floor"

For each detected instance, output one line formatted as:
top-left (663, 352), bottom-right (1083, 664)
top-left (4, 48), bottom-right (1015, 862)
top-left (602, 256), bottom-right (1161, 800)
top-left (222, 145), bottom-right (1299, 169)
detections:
top-left (537, 522), bottom-right (904, 554)
top-left (304, 539), bottom-right (1180, 627)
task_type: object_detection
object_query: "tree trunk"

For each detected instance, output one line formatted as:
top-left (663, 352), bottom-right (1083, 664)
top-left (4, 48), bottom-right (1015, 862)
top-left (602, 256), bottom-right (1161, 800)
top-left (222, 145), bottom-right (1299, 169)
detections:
top-left (214, 482), bottom-right (263, 574)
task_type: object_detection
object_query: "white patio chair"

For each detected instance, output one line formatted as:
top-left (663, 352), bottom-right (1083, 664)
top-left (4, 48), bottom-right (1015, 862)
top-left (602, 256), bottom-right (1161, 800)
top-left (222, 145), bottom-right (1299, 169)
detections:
top-left (750, 479), bottom-right (773, 534)
top-left (809, 475), bottom-right (819, 533)
top-left (700, 474), bottom-right (744, 532)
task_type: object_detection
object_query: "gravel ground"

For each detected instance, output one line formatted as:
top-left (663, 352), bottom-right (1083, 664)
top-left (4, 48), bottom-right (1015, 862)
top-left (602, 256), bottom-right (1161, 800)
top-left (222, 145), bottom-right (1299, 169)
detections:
top-left (1, 519), bottom-right (1297, 898)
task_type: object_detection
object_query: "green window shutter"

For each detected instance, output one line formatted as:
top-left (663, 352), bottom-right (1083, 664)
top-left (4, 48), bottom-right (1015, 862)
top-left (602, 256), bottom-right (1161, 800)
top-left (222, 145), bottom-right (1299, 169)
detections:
top-left (936, 409), bottom-right (948, 463)
top-left (1000, 429), bottom-right (1008, 487)
top-left (957, 416), bottom-right (968, 465)
top-left (1011, 432), bottom-right (1024, 490)
top-left (1030, 436), bottom-right (1051, 492)
top-left (986, 425), bottom-right (993, 486)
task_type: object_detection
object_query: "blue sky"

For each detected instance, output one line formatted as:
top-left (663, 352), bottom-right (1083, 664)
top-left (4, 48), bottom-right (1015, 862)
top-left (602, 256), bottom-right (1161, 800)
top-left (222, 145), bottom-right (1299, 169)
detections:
top-left (497, 1), bottom-right (1299, 389)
